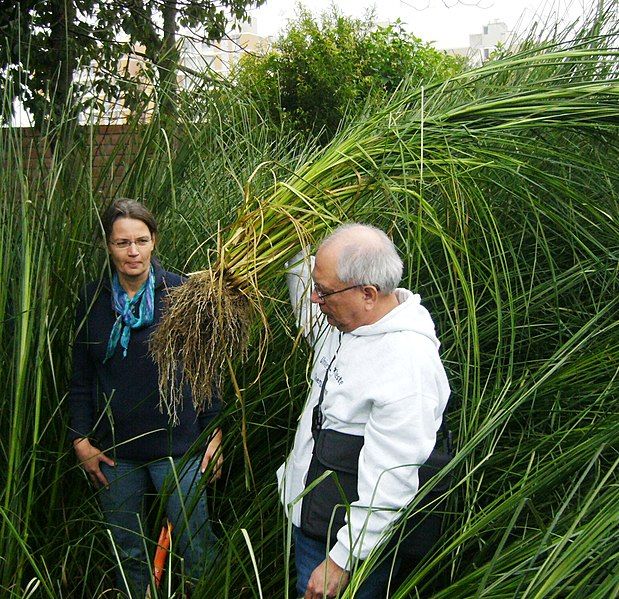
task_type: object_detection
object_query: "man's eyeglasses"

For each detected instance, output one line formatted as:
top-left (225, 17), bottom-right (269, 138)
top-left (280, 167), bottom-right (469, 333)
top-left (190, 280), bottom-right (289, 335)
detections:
top-left (313, 283), bottom-right (380, 303)
top-left (108, 237), bottom-right (152, 249)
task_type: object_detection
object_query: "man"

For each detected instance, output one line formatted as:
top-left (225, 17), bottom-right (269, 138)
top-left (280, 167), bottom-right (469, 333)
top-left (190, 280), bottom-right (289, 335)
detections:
top-left (277, 223), bottom-right (450, 598)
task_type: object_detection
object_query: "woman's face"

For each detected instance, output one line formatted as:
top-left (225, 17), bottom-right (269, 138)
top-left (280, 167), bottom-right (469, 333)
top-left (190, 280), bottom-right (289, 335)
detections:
top-left (108, 217), bottom-right (155, 285)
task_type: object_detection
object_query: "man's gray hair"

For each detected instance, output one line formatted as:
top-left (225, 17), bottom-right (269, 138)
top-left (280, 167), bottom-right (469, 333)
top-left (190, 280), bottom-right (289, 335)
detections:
top-left (320, 223), bottom-right (403, 293)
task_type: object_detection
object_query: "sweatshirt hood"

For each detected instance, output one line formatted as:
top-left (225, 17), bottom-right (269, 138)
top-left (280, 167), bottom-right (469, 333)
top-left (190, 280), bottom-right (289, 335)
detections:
top-left (349, 289), bottom-right (441, 349)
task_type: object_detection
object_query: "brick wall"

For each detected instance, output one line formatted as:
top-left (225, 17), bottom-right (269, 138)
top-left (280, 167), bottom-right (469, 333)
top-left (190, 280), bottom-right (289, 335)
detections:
top-left (14, 124), bottom-right (143, 196)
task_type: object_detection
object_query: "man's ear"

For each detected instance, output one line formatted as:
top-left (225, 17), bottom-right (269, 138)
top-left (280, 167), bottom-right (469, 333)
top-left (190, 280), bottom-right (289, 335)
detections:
top-left (362, 285), bottom-right (379, 305)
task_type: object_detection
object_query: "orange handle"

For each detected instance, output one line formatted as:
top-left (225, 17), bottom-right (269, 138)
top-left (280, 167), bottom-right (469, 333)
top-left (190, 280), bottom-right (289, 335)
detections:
top-left (153, 520), bottom-right (173, 588)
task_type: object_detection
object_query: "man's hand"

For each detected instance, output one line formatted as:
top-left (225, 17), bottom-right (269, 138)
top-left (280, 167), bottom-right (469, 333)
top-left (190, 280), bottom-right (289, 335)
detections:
top-left (73, 438), bottom-right (115, 488)
top-left (305, 557), bottom-right (350, 598)
top-left (201, 428), bottom-right (223, 482)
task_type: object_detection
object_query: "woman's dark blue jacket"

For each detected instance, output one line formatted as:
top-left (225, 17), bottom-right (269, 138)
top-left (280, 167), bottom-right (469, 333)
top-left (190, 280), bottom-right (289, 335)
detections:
top-left (68, 261), bottom-right (220, 461)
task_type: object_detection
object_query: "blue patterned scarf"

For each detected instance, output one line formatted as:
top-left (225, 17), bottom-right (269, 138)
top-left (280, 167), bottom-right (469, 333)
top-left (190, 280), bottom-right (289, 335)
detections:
top-left (104, 266), bottom-right (155, 362)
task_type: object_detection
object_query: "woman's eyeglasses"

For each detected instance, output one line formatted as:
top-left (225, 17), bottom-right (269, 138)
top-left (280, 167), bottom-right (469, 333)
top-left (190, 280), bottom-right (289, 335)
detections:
top-left (108, 237), bottom-right (152, 249)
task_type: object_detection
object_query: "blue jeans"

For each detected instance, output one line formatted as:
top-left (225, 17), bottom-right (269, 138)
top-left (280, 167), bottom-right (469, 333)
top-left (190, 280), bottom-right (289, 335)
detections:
top-left (294, 526), bottom-right (400, 599)
top-left (99, 456), bottom-right (217, 596)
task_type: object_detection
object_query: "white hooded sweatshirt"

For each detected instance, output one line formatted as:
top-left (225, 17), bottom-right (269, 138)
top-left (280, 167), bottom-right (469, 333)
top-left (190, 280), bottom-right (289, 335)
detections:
top-left (277, 254), bottom-right (451, 569)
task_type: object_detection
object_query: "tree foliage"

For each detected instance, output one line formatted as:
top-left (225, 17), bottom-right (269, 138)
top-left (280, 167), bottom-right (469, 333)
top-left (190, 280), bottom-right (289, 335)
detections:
top-left (0, 0), bottom-right (264, 128)
top-left (234, 6), bottom-right (465, 141)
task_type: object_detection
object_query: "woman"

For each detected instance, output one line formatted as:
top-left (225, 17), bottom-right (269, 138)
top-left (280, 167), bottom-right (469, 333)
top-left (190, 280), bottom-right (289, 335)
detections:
top-left (69, 199), bottom-right (222, 596)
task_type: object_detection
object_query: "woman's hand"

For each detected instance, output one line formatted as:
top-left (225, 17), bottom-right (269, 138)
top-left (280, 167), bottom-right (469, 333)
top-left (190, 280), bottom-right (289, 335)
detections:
top-left (201, 428), bottom-right (223, 482)
top-left (73, 438), bottom-right (115, 488)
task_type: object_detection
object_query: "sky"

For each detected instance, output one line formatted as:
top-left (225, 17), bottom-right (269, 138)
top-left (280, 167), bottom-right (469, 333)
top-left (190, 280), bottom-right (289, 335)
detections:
top-left (249, 0), bottom-right (595, 49)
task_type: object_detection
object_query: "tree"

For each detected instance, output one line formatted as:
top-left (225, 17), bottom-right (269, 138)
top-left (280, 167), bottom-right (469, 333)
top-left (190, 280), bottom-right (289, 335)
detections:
top-left (0, 0), bottom-right (265, 128)
top-left (234, 6), bottom-right (465, 142)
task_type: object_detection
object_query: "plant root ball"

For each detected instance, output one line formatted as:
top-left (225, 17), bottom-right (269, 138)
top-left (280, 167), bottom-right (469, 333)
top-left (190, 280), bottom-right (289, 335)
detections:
top-left (150, 269), bottom-right (251, 422)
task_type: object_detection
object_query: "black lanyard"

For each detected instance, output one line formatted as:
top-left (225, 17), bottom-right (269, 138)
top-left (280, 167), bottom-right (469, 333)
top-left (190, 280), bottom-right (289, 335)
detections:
top-left (311, 335), bottom-right (342, 437)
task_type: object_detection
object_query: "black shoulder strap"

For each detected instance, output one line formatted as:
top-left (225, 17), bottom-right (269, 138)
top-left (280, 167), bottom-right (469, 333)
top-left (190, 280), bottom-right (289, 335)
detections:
top-left (438, 402), bottom-right (453, 455)
top-left (312, 334), bottom-right (341, 434)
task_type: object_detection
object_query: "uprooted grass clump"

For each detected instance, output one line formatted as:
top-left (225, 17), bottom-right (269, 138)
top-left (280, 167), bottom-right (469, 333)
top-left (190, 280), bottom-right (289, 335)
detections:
top-left (150, 268), bottom-right (252, 421)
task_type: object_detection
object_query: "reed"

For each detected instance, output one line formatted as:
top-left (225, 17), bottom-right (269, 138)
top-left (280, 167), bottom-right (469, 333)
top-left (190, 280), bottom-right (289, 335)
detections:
top-left (0, 5), bottom-right (617, 597)
top-left (151, 22), bottom-right (619, 421)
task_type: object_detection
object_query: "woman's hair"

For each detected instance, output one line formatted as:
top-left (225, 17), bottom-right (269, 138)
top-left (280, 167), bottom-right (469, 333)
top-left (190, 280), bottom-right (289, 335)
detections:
top-left (320, 223), bottom-right (403, 293)
top-left (101, 198), bottom-right (158, 241)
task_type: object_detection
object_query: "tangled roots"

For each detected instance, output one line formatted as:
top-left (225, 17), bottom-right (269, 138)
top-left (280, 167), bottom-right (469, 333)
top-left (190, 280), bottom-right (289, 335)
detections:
top-left (150, 269), bottom-right (251, 422)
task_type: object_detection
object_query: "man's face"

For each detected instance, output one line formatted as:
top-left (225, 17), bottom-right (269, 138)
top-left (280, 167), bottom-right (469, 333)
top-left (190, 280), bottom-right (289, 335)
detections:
top-left (311, 244), bottom-right (366, 333)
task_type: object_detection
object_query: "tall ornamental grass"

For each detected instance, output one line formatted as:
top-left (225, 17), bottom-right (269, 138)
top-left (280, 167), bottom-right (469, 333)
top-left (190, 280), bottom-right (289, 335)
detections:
top-left (0, 80), bottom-right (309, 595)
top-left (0, 6), bottom-right (617, 597)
